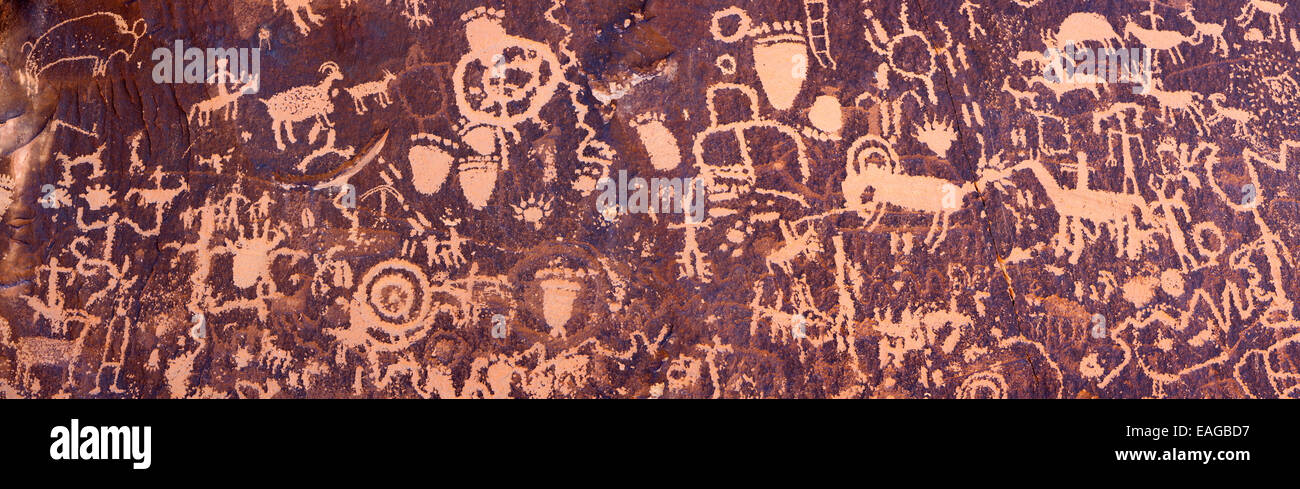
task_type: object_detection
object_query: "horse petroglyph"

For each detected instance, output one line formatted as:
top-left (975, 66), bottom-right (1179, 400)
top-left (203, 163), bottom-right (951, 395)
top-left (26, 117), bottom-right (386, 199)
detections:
top-left (3, 0), bottom-right (1300, 400)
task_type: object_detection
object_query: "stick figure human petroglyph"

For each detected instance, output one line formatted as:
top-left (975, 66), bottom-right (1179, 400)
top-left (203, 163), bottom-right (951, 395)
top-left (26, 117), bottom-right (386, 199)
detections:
top-left (1090, 102), bottom-right (1144, 194)
top-left (274, 0), bottom-right (325, 35)
top-left (189, 62), bottom-right (260, 127)
top-left (395, 0), bottom-right (434, 28)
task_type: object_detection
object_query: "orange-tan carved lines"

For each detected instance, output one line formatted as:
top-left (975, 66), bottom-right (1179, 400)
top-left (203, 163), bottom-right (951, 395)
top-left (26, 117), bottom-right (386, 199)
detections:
top-left (511, 193), bottom-right (553, 230)
top-left (206, 197), bottom-right (307, 323)
top-left (23, 256), bottom-right (100, 337)
top-left (197, 150), bottom-right (234, 173)
top-left (122, 167), bottom-right (189, 236)
top-left (1003, 157), bottom-right (1156, 265)
top-left (753, 21), bottom-right (808, 111)
top-left (296, 129), bottom-right (356, 173)
top-left (444, 8), bottom-right (563, 208)
top-left (1181, 8), bottom-right (1230, 57)
top-left (842, 135), bottom-right (973, 252)
top-left (1122, 16), bottom-right (1193, 68)
top-left (1146, 171), bottom-right (1198, 272)
top-left (1042, 12), bottom-right (1122, 52)
top-left (999, 337), bottom-right (1065, 399)
top-left (259, 62), bottom-right (344, 151)
top-left (1237, 0), bottom-right (1287, 41)
top-left (344, 70), bottom-right (397, 114)
top-left (1144, 79), bottom-right (1209, 136)
top-left (454, 7), bottom-right (560, 129)
top-left (915, 115), bottom-right (957, 159)
top-left (1012, 50), bottom-right (1102, 103)
top-left (852, 90), bottom-right (915, 144)
top-left (408, 133), bottom-right (456, 196)
top-left (1241, 139), bottom-right (1300, 173)
top-left (50, 119), bottom-right (99, 140)
top-left (862, 3), bottom-right (955, 105)
top-left (54, 144), bottom-right (106, 188)
top-left (0, 315), bottom-right (85, 395)
top-left (959, 1), bottom-right (986, 39)
top-left (258, 26), bottom-right (272, 51)
top-left (695, 83), bottom-right (811, 188)
top-left (395, 0), bottom-right (434, 28)
top-left (274, 0), bottom-right (325, 36)
top-left (802, 0), bottom-right (835, 69)
top-left (765, 220), bottom-right (821, 276)
top-left (1120, 297), bottom-right (1233, 387)
top-left (420, 222), bottom-right (468, 270)
top-left (188, 63), bottom-right (259, 127)
top-left (19, 13), bottom-right (148, 94)
top-left (631, 112), bottom-right (682, 171)
top-left (309, 245), bottom-right (353, 300)
top-left (1206, 94), bottom-right (1255, 137)
top-left (1091, 102), bottom-right (1144, 194)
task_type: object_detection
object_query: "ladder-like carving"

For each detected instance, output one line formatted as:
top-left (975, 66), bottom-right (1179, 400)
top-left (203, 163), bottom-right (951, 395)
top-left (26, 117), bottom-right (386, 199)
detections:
top-left (803, 0), bottom-right (836, 69)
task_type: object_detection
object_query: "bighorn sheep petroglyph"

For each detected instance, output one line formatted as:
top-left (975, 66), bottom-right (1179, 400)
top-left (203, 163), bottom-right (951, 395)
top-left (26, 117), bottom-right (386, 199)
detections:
top-left (260, 62), bottom-right (343, 150)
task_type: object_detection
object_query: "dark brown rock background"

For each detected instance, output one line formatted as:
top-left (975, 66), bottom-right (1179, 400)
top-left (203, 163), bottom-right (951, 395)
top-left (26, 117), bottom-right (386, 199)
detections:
top-left (0, 0), bottom-right (1298, 398)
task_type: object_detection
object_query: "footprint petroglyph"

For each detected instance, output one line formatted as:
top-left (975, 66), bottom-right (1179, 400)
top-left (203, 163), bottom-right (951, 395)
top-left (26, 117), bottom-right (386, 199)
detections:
top-left (1, 0), bottom-right (1299, 398)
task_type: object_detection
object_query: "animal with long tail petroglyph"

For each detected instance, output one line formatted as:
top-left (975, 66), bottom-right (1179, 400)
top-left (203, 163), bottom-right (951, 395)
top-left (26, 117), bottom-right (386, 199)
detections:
top-left (20, 13), bottom-right (147, 94)
top-left (1004, 156), bottom-right (1157, 264)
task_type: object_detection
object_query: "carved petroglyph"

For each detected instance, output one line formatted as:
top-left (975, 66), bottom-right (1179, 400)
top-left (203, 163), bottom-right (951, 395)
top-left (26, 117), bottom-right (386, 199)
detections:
top-left (1122, 18), bottom-right (1192, 67)
top-left (345, 70), bottom-right (397, 114)
top-left (275, 0), bottom-right (326, 35)
top-left (803, 0), bottom-right (835, 70)
top-left (1237, 0), bottom-right (1287, 40)
top-left (189, 62), bottom-right (259, 127)
top-left (1182, 9), bottom-right (1230, 57)
top-left (842, 135), bottom-right (973, 252)
top-left (20, 12), bottom-right (147, 93)
top-left (632, 112), bottom-right (682, 171)
top-left (260, 62), bottom-right (343, 150)
top-left (5, 1), bottom-right (1300, 399)
top-left (863, 3), bottom-right (955, 105)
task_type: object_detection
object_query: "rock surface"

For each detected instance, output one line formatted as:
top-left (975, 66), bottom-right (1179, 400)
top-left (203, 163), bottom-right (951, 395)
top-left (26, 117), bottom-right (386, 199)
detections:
top-left (0, 0), bottom-right (1298, 398)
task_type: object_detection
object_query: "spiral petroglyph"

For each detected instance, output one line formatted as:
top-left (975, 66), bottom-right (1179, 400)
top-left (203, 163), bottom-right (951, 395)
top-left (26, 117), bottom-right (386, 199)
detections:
top-left (1, 0), bottom-right (1299, 399)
